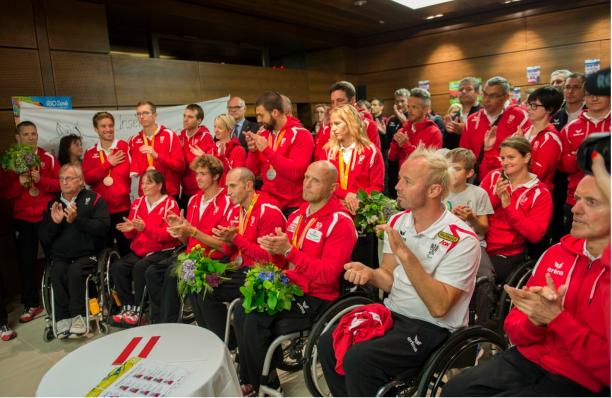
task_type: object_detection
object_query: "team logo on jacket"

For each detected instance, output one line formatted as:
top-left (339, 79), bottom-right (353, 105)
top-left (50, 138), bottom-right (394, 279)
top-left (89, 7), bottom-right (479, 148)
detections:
top-left (287, 219), bottom-right (298, 233)
top-left (427, 243), bottom-right (440, 258)
top-left (306, 228), bottom-right (322, 243)
top-left (437, 231), bottom-right (459, 243)
top-left (358, 155), bottom-right (365, 164)
top-left (315, 221), bottom-right (323, 229)
top-left (508, 115), bottom-right (515, 123)
top-left (85, 197), bottom-right (91, 206)
top-left (40, 161), bottom-right (46, 168)
top-left (160, 136), bottom-right (165, 144)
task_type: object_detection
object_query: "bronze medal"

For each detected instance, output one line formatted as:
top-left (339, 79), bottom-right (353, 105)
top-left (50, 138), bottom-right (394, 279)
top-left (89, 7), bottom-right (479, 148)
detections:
top-left (28, 187), bottom-right (40, 197)
top-left (103, 176), bottom-right (114, 186)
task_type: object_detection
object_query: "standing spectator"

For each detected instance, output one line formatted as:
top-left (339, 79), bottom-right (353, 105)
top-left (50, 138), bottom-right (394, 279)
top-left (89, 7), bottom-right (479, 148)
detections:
top-left (39, 164), bottom-right (110, 338)
top-left (550, 69), bottom-right (572, 89)
top-left (311, 103), bottom-right (328, 139)
top-left (520, 86), bottom-right (564, 191)
top-left (83, 112), bottom-right (132, 256)
top-left (480, 136), bottom-right (552, 282)
top-left (227, 96), bottom-right (259, 151)
top-left (559, 90), bottom-right (611, 233)
top-left (370, 98), bottom-right (388, 150)
top-left (57, 134), bottom-right (83, 166)
top-left (552, 73), bottom-right (587, 131)
top-left (129, 101), bottom-right (185, 200)
top-left (386, 88), bottom-right (411, 197)
top-left (388, 88), bottom-right (443, 168)
top-left (178, 104), bottom-right (215, 210)
top-left (444, 76), bottom-right (483, 149)
top-left (245, 91), bottom-right (314, 216)
top-left (460, 76), bottom-right (530, 183)
top-left (4, 121), bottom-right (60, 323)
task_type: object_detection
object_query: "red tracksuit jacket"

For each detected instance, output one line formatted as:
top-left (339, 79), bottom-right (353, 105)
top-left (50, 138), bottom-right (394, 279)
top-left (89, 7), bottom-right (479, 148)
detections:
top-left (505, 235), bottom-right (610, 392)
top-left (185, 188), bottom-right (232, 259)
top-left (559, 111), bottom-right (611, 205)
top-left (481, 170), bottom-right (552, 256)
top-left (123, 195), bottom-right (180, 257)
top-left (314, 111), bottom-right (382, 160)
top-left (519, 124), bottom-right (563, 192)
top-left (179, 126), bottom-right (215, 196)
top-left (388, 118), bottom-right (442, 167)
top-left (215, 138), bottom-right (246, 188)
top-left (246, 117), bottom-right (313, 209)
top-left (129, 125), bottom-right (185, 196)
top-left (220, 192), bottom-right (287, 268)
top-left (460, 106), bottom-right (530, 179)
top-left (284, 197), bottom-right (358, 301)
top-left (4, 147), bottom-right (60, 223)
top-left (83, 140), bottom-right (132, 215)
top-left (318, 144), bottom-right (385, 200)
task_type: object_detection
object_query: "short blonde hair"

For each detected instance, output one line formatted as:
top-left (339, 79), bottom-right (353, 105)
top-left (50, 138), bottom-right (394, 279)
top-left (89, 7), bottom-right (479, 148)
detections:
top-left (408, 146), bottom-right (450, 197)
top-left (214, 113), bottom-right (236, 132)
top-left (446, 148), bottom-right (476, 171)
top-left (324, 104), bottom-right (371, 157)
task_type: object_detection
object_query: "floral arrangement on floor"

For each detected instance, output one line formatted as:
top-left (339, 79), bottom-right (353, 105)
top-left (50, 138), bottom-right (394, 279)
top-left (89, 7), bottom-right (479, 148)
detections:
top-left (1, 144), bottom-right (41, 175)
top-left (175, 244), bottom-right (237, 299)
top-left (354, 189), bottom-right (400, 239)
top-left (240, 263), bottom-right (303, 315)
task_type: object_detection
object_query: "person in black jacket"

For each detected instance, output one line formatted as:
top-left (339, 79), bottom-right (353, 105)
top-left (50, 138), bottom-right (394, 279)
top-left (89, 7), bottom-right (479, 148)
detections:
top-left (39, 163), bottom-right (109, 339)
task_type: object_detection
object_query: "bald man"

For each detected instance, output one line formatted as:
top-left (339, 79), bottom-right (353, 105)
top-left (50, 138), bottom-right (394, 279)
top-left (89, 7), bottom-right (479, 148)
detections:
top-left (234, 160), bottom-right (358, 395)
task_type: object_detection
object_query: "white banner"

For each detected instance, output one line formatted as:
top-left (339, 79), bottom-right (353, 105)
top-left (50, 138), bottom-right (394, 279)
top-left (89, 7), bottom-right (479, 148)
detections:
top-left (18, 96), bottom-right (230, 155)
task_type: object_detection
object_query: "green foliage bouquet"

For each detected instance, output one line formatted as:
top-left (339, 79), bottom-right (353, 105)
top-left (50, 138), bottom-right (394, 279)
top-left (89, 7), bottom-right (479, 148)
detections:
top-left (355, 189), bottom-right (400, 239)
top-left (175, 245), bottom-right (237, 300)
top-left (240, 263), bottom-right (303, 315)
top-left (1, 144), bottom-right (40, 174)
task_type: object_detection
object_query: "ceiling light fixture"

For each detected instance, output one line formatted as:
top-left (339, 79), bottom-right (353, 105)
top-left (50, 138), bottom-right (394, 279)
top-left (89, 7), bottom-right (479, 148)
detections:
top-left (503, 0), bottom-right (521, 3)
top-left (425, 13), bottom-right (444, 19)
top-left (354, 0), bottom-right (368, 6)
top-left (389, 0), bottom-right (453, 9)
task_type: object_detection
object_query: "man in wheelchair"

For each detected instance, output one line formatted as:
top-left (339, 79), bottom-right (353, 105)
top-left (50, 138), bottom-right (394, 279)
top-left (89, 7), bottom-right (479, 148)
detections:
top-left (317, 148), bottom-right (481, 396)
top-left (233, 160), bottom-right (358, 396)
top-left (39, 164), bottom-right (110, 338)
top-left (442, 173), bottom-right (611, 396)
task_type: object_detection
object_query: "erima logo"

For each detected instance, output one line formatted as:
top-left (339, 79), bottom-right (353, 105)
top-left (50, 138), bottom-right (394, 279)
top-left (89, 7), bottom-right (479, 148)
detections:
top-left (296, 300), bottom-right (310, 315)
top-left (407, 335), bottom-right (422, 352)
top-left (85, 197), bottom-right (91, 205)
top-left (554, 261), bottom-right (563, 269)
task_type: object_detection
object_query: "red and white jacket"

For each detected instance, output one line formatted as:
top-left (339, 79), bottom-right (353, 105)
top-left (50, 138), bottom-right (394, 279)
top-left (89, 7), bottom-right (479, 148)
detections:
top-left (314, 110), bottom-right (382, 160)
top-left (319, 143), bottom-right (384, 200)
top-left (460, 105), bottom-right (530, 179)
top-left (4, 147), bottom-right (59, 223)
top-left (505, 235), bottom-right (610, 393)
top-left (179, 126), bottom-right (215, 196)
top-left (129, 125), bottom-right (185, 196)
top-left (559, 111), bottom-right (611, 205)
top-left (388, 118), bottom-right (442, 167)
top-left (246, 117), bottom-right (314, 210)
top-left (83, 139), bottom-right (132, 215)
top-left (481, 170), bottom-right (552, 256)
top-left (123, 195), bottom-right (180, 257)
top-left (284, 197), bottom-right (357, 301)
top-left (518, 123), bottom-right (563, 192)
top-left (220, 192), bottom-right (287, 268)
top-left (184, 188), bottom-right (232, 259)
top-left (215, 138), bottom-right (247, 188)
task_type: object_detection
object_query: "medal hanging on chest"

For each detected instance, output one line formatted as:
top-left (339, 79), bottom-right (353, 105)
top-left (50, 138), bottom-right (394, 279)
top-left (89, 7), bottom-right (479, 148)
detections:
top-left (99, 148), bottom-right (114, 186)
top-left (265, 129), bottom-right (286, 181)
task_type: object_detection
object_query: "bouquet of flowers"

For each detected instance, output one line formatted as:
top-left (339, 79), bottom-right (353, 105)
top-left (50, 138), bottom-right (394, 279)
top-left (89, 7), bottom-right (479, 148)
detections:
top-left (240, 263), bottom-right (303, 315)
top-left (175, 245), bottom-right (237, 300)
top-left (354, 189), bottom-right (400, 239)
top-left (1, 144), bottom-right (40, 175)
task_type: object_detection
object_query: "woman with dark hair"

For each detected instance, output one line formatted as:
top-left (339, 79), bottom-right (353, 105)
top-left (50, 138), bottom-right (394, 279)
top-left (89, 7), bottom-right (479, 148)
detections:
top-left (58, 134), bottom-right (83, 166)
top-left (110, 169), bottom-right (180, 326)
top-left (518, 86), bottom-right (564, 190)
top-left (480, 136), bottom-right (553, 282)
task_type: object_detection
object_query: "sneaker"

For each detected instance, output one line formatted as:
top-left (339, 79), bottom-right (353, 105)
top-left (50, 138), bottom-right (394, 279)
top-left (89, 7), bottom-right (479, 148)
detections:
top-left (123, 308), bottom-right (141, 326)
top-left (112, 306), bottom-right (130, 324)
top-left (19, 306), bottom-right (43, 323)
top-left (69, 315), bottom-right (87, 337)
top-left (0, 325), bottom-right (16, 341)
top-left (57, 318), bottom-right (72, 339)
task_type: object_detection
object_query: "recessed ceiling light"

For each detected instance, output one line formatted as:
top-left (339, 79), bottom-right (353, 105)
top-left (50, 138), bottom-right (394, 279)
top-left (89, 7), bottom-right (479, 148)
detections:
top-left (379, 20), bottom-right (386, 24)
top-left (354, 0), bottom-right (368, 6)
top-left (390, 0), bottom-right (453, 9)
top-left (503, 0), bottom-right (520, 3)
top-left (425, 13), bottom-right (444, 19)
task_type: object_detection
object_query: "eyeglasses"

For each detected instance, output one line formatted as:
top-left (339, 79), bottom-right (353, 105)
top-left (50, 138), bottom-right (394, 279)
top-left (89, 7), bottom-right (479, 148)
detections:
top-left (227, 106), bottom-right (243, 111)
top-left (59, 176), bottom-right (80, 183)
top-left (527, 102), bottom-right (546, 110)
top-left (135, 111), bottom-right (152, 117)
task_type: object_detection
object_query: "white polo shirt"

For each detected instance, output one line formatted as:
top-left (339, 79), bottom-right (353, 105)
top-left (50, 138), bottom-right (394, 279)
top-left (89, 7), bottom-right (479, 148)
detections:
top-left (383, 209), bottom-right (480, 331)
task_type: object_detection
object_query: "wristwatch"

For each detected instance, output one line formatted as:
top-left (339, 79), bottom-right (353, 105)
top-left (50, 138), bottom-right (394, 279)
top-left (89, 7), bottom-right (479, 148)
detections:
top-left (283, 247), bottom-right (292, 257)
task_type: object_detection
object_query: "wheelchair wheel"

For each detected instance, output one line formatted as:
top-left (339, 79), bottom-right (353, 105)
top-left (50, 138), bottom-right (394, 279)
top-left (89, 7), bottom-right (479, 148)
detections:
top-left (496, 260), bottom-right (535, 338)
top-left (43, 326), bottom-right (54, 342)
top-left (304, 293), bottom-right (375, 397)
top-left (277, 335), bottom-right (307, 372)
top-left (99, 321), bottom-right (110, 335)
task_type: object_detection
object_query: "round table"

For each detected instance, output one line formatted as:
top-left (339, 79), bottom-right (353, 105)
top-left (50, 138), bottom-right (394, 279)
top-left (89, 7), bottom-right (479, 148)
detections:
top-left (36, 323), bottom-right (240, 397)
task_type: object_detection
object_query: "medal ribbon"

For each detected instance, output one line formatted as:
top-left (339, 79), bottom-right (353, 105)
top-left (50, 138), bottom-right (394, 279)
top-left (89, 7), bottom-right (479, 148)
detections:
top-left (99, 148), bottom-right (112, 178)
top-left (239, 193), bottom-right (259, 235)
top-left (266, 129), bottom-right (286, 174)
top-left (142, 131), bottom-right (157, 168)
top-left (338, 148), bottom-right (354, 190)
top-left (290, 215), bottom-right (317, 250)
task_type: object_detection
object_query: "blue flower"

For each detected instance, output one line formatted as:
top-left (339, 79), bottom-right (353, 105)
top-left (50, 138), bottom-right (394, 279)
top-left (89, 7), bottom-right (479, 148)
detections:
top-left (279, 274), bottom-right (289, 286)
top-left (257, 271), bottom-right (274, 282)
top-left (181, 259), bottom-right (196, 282)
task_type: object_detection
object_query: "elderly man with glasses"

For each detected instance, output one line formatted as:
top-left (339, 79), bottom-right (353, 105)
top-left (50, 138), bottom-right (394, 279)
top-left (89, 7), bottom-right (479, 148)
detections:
top-left (227, 96), bottom-right (260, 151)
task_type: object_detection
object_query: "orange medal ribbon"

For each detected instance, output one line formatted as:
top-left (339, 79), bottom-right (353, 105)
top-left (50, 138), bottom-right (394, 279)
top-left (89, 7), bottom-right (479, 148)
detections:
top-left (338, 148), bottom-right (354, 190)
top-left (141, 131), bottom-right (157, 168)
top-left (290, 215), bottom-right (317, 250)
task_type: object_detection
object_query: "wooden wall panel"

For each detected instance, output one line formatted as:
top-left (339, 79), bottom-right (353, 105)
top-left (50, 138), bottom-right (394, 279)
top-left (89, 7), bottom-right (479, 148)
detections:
top-left (0, 111), bottom-right (16, 152)
top-left (0, 1), bottom-right (37, 48)
top-left (0, 48), bottom-right (43, 109)
top-left (51, 51), bottom-right (116, 107)
top-left (112, 55), bottom-right (200, 106)
top-left (44, 0), bottom-right (110, 52)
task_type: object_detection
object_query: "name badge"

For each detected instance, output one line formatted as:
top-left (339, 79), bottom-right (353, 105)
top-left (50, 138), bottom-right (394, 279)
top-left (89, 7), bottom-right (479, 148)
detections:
top-left (306, 228), bottom-right (322, 243)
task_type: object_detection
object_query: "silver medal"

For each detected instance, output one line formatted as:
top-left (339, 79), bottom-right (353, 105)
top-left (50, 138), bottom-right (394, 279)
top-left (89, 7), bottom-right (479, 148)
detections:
top-left (266, 167), bottom-right (277, 181)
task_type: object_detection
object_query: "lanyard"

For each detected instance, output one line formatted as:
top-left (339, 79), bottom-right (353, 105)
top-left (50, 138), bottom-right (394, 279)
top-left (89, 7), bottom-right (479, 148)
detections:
top-left (338, 148), bottom-right (354, 190)
top-left (142, 130), bottom-right (157, 168)
top-left (267, 129), bottom-right (286, 152)
top-left (290, 215), bottom-right (317, 249)
top-left (99, 148), bottom-right (112, 177)
top-left (239, 194), bottom-right (259, 235)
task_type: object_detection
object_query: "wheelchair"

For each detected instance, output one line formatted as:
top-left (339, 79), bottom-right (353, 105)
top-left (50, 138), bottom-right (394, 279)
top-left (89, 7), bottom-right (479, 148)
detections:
top-left (41, 248), bottom-right (119, 342)
top-left (302, 277), bottom-right (508, 397)
top-left (495, 259), bottom-right (536, 340)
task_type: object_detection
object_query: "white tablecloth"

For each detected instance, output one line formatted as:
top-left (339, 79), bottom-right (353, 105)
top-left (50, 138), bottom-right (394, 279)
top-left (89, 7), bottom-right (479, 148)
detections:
top-left (36, 323), bottom-right (240, 397)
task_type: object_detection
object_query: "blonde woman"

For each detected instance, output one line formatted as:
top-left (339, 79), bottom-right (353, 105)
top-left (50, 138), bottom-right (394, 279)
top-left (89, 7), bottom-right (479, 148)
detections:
top-left (319, 104), bottom-right (384, 214)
